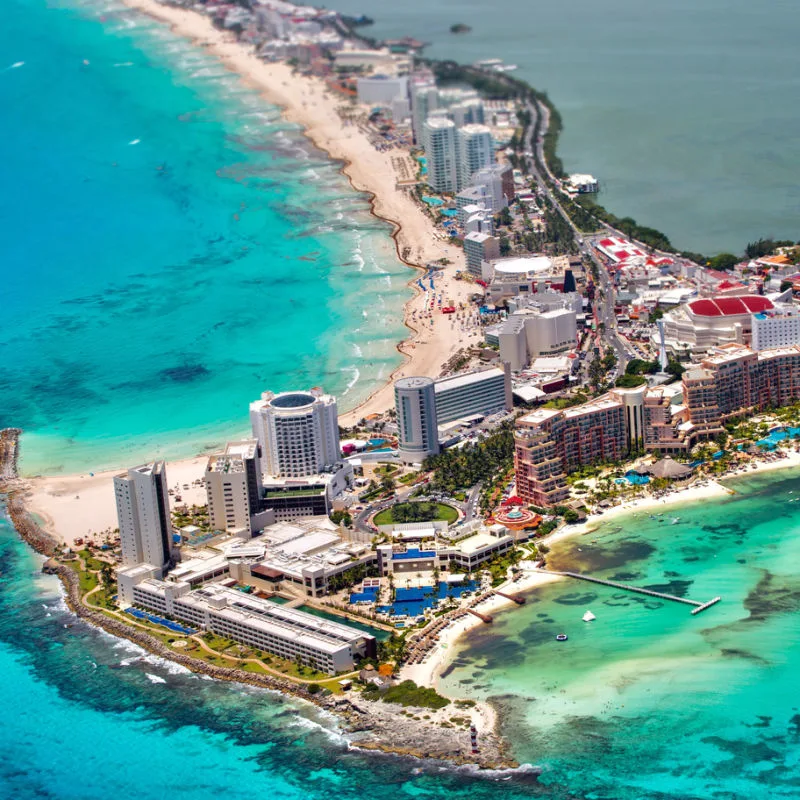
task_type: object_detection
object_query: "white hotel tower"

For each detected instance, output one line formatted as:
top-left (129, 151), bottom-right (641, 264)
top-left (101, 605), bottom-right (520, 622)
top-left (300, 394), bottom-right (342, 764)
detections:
top-left (423, 117), bottom-right (458, 193)
top-left (113, 462), bottom-right (173, 574)
top-left (456, 123), bottom-right (494, 189)
top-left (249, 389), bottom-right (340, 478)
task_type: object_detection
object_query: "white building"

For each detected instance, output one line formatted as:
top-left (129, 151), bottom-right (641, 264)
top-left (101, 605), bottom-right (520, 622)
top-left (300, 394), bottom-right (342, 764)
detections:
top-left (448, 99), bottom-right (485, 128)
top-left (113, 462), bottom-right (173, 574)
top-left (422, 117), bottom-right (458, 193)
top-left (123, 579), bottom-right (375, 674)
top-left (410, 80), bottom-right (438, 144)
top-left (356, 75), bottom-right (408, 106)
top-left (496, 309), bottom-right (578, 371)
top-left (751, 307), bottom-right (800, 351)
top-left (469, 163), bottom-right (514, 211)
top-left (250, 389), bottom-right (340, 478)
top-left (434, 365), bottom-right (512, 425)
top-left (206, 440), bottom-right (271, 535)
top-left (395, 376), bottom-right (439, 463)
top-left (659, 295), bottom-right (776, 356)
top-left (456, 124), bottom-right (494, 189)
top-left (566, 173), bottom-right (598, 193)
top-left (463, 231), bottom-right (500, 278)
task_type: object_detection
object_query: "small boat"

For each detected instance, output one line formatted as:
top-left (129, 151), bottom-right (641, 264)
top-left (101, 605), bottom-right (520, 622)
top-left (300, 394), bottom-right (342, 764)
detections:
top-left (555, 633), bottom-right (568, 642)
top-left (671, 517), bottom-right (680, 525)
top-left (582, 610), bottom-right (596, 622)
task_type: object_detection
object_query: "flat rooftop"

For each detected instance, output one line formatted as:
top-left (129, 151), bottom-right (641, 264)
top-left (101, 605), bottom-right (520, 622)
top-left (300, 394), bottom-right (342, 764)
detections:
top-left (455, 531), bottom-right (509, 554)
top-left (434, 368), bottom-right (504, 393)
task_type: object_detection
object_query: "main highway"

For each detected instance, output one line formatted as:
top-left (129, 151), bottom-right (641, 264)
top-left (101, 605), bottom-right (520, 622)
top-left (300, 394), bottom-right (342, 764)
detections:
top-left (522, 98), bottom-right (635, 372)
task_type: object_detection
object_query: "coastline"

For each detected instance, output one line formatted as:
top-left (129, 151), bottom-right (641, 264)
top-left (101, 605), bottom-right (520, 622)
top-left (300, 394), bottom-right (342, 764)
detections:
top-left (410, 452), bottom-right (800, 693)
top-left (1, 486), bottom-right (516, 770)
top-left (117, 0), bottom-right (477, 428)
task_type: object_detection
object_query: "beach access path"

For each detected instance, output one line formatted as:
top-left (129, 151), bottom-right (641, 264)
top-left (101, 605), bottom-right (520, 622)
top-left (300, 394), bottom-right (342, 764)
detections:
top-left (120, 0), bottom-right (477, 426)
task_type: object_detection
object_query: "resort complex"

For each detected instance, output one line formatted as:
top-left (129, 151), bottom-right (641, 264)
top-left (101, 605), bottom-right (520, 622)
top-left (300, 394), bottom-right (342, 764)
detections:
top-left (5, 0), bottom-right (800, 785)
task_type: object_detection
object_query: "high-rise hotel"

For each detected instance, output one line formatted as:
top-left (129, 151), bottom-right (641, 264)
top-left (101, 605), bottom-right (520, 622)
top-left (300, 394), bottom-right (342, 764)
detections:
top-left (113, 461), bottom-right (173, 574)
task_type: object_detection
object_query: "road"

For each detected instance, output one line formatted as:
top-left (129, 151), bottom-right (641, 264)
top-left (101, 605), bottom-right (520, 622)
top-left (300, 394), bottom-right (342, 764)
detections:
top-left (522, 99), bottom-right (635, 373)
top-left (354, 484), bottom-right (479, 534)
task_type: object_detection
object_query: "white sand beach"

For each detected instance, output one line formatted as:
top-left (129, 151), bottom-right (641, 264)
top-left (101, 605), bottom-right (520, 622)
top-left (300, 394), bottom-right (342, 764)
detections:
top-left (25, 456), bottom-right (208, 547)
top-left (120, 0), bottom-right (478, 427)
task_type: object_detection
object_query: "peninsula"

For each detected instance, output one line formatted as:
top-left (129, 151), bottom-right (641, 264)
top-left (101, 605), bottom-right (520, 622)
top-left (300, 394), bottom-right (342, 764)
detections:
top-left (5, 0), bottom-right (800, 778)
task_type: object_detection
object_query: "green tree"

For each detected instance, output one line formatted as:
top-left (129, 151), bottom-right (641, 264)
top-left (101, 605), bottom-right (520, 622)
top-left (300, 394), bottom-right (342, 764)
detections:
top-left (707, 253), bottom-right (738, 271)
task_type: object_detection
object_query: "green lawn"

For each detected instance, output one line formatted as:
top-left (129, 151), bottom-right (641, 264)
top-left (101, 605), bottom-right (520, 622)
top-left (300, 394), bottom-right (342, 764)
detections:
top-left (373, 501), bottom-right (459, 526)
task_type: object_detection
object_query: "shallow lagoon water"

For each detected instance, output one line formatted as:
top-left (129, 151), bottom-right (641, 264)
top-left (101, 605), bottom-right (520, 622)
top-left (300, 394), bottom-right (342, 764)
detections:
top-left (440, 468), bottom-right (800, 798)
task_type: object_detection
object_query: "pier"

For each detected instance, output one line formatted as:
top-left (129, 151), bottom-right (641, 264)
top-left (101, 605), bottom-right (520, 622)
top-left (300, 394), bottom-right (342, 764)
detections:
top-left (493, 591), bottom-right (526, 605)
top-left (467, 609), bottom-right (493, 623)
top-left (549, 571), bottom-right (720, 615)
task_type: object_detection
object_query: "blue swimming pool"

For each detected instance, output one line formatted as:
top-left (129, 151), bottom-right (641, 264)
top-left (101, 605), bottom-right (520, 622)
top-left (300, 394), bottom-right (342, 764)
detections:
top-left (375, 581), bottom-right (477, 618)
top-left (440, 209), bottom-right (458, 217)
top-left (615, 472), bottom-right (650, 486)
top-left (422, 196), bottom-right (444, 207)
top-left (757, 426), bottom-right (800, 449)
top-left (126, 608), bottom-right (197, 635)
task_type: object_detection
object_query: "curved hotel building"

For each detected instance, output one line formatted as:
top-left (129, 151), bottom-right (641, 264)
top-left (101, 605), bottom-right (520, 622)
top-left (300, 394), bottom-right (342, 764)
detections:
top-left (395, 376), bottom-right (440, 463)
top-left (249, 389), bottom-right (340, 478)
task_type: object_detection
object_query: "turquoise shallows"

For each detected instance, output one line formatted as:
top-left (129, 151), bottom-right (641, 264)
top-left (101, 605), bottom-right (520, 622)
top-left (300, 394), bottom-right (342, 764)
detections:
top-left (439, 466), bottom-right (800, 798)
top-left (1, 0), bottom-right (410, 475)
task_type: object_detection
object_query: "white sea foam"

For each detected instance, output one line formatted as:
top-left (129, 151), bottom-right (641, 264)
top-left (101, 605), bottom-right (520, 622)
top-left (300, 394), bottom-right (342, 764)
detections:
top-left (141, 653), bottom-right (193, 675)
top-left (351, 343), bottom-right (363, 358)
top-left (341, 367), bottom-right (360, 396)
top-left (145, 673), bottom-right (167, 684)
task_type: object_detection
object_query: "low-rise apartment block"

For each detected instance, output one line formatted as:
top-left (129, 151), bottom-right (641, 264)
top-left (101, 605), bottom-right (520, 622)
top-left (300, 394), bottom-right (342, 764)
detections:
top-left (123, 578), bottom-right (375, 674)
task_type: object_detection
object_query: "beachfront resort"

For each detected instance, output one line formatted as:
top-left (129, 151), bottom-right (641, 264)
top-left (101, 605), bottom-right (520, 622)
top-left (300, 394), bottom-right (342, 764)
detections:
top-left (4, 0), bottom-right (800, 772)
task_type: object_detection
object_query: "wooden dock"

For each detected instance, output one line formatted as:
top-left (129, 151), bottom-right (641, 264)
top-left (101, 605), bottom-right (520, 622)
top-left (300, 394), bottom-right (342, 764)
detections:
top-left (467, 609), bottom-right (493, 623)
top-left (494, 591), bottom-right (526, 605)
top-left (550, 571), bottom-right (720, 615)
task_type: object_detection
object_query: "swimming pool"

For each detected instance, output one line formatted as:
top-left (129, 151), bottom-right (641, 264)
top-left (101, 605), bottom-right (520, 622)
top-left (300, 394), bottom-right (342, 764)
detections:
top-left (375, 581), bottom-right (477, 619)
top-left (296, 605), bottom-right (391, 641)
top-left (422, 196), bottom-right (444, 207)
top-left (757, 426), bottom-right (800, 449)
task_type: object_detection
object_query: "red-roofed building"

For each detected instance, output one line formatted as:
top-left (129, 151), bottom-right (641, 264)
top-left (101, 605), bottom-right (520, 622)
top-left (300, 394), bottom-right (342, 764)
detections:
top-left (659, 295), bottom-right (779, 356)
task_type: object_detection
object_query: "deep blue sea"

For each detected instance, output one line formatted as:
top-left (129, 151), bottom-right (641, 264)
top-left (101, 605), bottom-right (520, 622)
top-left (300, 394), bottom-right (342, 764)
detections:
top-left (1, 0), bottom-right (410, 476)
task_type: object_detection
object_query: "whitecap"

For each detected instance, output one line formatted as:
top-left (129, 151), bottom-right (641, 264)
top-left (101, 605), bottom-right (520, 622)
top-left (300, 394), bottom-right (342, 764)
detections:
top-left (145, 673), bottom-right (167, 684)
top-left (141, 653), bottom-right (192, 675)
top-left (341, 367), bottom-right (360, 396)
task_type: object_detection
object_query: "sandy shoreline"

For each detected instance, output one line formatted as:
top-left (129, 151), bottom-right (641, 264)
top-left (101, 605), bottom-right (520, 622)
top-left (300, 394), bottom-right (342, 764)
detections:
top-left (404, 452), bottom-right (800, 691)
top-left (117, 0), bottom-right (480, 427)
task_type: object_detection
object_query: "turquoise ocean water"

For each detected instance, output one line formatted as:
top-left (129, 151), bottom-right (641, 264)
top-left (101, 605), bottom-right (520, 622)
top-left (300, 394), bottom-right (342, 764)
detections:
top-left (1, 0), bottom-right (410, 476)
top-left (331, 0), bottom-right (800, 255)
top-left (440, 468), bottom-right (800, 798)
top-left (6, 467), bottom-right (800, 798)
